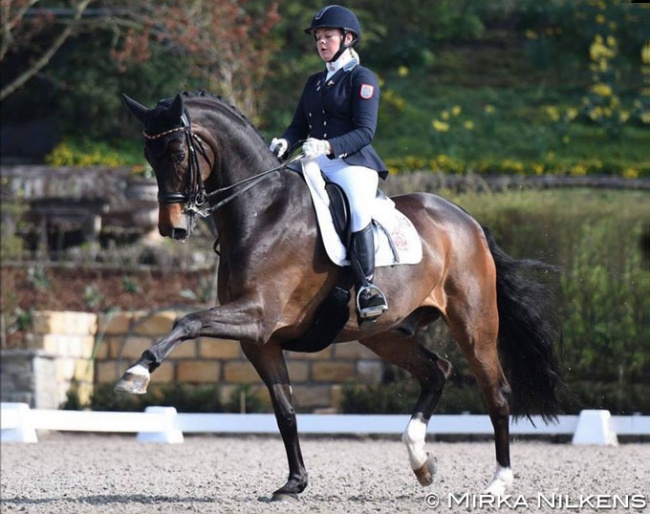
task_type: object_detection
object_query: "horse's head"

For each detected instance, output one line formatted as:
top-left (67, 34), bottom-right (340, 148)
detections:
top-left (123, 93), bottom-right (215, 240)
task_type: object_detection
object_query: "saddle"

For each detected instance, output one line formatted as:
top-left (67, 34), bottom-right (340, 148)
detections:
top-left (282, 160), bottom-right (421, 352)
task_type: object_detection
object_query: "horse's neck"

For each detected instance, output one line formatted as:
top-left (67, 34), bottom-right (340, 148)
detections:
top-left (213, 151), bottom-right (292, 239)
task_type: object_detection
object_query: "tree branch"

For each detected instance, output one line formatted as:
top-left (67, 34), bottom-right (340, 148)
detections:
top-left (0, 0), bottom-right (92, 101)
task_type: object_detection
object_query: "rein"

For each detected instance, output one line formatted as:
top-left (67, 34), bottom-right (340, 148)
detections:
top-left (194, 153), bottom-right (303, 218)
top-left (144, 119), bottom-right (303, 219)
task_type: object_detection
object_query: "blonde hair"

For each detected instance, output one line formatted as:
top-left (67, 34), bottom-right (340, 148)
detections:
top-left (350, 48), bottom-right (360, 63)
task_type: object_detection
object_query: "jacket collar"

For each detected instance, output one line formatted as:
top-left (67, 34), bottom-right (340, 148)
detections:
top-left (325, 51), bottom-right (358, 81)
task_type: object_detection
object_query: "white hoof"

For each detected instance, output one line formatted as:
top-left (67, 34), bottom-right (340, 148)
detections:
top-left (114, 364), bottom-right (151, 395)
top-left (484, 465), bottom-right (513, 496)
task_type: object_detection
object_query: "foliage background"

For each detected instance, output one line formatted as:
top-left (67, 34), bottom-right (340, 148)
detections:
top-left (1, 0), bottom-right (649, 414)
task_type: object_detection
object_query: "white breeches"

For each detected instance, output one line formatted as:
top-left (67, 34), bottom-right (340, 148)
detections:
top-left (316, 156), bottom-right (378, 232)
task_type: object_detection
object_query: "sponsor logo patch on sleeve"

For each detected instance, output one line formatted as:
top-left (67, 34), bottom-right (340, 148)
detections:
top-left (360, 84), bottom-right (375, 99)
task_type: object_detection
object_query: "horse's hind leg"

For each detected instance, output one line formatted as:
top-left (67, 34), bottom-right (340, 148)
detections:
top-left (446, 301), bottom-right (513, 495)
top-left (360, 333), bottom-right (452, 487)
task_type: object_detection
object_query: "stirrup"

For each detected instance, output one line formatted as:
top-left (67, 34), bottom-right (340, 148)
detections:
top-left (356, 284), bottom-right (388, 319)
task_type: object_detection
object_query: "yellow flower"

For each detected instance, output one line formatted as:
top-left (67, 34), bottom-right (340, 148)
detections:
top-left (623, 167), bottom-right (639, 179)
top-left (452, 105), bottom-right (462, 116)
top-left (562, 135), bottom-right (570, 144)
top-left (570, 163), bottom-right (588, 176)
top-left (566, 107), bottom-right (578, 121)
top-left (432, 119), bottom-right (450, 132)
top-left (464, 120), bottom-right (474, 130)
top-left (589, 106), bottom-right (604, 120)
top-left (440, 110), bottom-right (450, 120)
top-left (591, 82), bottom-right (613, 97)
top-left (642, 42), bottom-right (650, 65)
top-left (590, 40), bottom-right (615, 61)
top-left (525, 30), bottom-right (538, 40)
top-left (533, 164), bottom-right (545, 175)
top-left (595, 14), bottom-right (605, 25)
top-left (545, 106), bottom-right (560, 122)
top-left (398, 65), bottom-right (409, 77)
top-left (606, 36), bottom-right (616, 48)
top-left (484, 104), bottom-right (495, 114)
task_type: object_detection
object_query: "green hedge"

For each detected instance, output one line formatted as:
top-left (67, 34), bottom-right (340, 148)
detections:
top-left (70, 383), bottom-right (269, 413)
top-left (341, 188), bottom-right (650, 415)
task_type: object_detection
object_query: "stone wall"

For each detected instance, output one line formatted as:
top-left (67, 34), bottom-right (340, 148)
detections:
top-left (95, 310), bottom-right (384, 412)
top-left (1, 310), bottom-right (384, 412)
top-left (1, 311), bottom-right (97, 408)
top-left (0, 350), bottom-right (57, 408)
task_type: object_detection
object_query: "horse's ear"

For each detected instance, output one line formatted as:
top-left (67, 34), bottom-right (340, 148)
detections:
top-left (122, 93), bottom-right (149, 124)
top-left (168, 93), bottom-right (184, 122)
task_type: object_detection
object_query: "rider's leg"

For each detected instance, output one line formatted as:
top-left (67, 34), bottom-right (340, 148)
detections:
top-left (319, 160), bottom-right (387, 318)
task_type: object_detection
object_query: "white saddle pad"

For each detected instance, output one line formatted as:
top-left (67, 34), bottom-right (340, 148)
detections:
top-left (301, 159), bottom-right (422, 268)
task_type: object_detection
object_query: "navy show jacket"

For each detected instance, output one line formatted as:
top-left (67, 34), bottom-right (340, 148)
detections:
top-left (282, 61), bottom-right (388, 179)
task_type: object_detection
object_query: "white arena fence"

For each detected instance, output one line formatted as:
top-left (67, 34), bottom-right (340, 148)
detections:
top-left (1, 403), bottom-right (648, 446)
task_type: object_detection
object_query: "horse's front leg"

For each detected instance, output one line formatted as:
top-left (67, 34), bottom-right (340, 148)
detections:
top-left (240, 340), bottom-right (308, 502)
top-left (115, 301), bottom-right (266, 394)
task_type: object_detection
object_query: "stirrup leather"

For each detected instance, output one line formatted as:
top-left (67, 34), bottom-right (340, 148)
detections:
top-left (356, 284), bottom-right (389, 319)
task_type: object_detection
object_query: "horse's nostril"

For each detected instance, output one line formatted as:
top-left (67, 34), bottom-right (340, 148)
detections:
top-left (171, 228), bottom-right (188, 240)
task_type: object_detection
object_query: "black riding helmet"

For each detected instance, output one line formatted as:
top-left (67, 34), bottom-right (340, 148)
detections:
top-left (304, 5), bottom-right (361, 62)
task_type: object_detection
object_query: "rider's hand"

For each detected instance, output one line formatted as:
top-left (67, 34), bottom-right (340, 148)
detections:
top-left (269, 138), bottom-right (288, 158)
top-left (302, 138), bottom-right (331, 158)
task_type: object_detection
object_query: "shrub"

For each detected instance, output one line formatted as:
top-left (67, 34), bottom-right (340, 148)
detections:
top-left (340, 188), bottom-right (649, 415)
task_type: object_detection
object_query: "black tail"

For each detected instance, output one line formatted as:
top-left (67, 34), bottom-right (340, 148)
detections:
top-left (483, 226), bottom-right (563, 422)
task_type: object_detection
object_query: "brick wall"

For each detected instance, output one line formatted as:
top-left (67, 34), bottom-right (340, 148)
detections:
top-left (0, 311), bottom-right (98, 408)
top-left (92, 310), bottom-right (384, 412)
top-left (1, 310), bottom-right (385, 411)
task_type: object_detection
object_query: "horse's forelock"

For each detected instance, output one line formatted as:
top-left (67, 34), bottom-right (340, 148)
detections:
top-left (143, 98), bottom-right (183, 136)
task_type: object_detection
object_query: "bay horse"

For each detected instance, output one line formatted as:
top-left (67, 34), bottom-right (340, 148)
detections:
top-left (117, 91), bottom-right (562, 501)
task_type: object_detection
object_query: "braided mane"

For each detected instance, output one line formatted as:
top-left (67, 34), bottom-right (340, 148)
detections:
top-left (162, 91), bottom-right (266, 144)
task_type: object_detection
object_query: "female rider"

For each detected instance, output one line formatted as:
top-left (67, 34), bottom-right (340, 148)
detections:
top-left (270, 5), bottom-right (388, 319)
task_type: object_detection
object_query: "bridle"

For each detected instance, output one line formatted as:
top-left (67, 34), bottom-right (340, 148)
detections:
top-left (143, 114), bottom-right (302, 219)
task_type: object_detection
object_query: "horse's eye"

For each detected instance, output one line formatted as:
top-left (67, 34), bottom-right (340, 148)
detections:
top-left (173, 151), bottom-right (186, 164)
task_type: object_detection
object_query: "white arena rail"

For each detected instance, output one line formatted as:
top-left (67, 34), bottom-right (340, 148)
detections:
top-left (2, 402), bottom-right (648, 446)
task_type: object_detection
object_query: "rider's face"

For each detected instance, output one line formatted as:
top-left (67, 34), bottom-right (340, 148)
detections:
top-left (314, 28), bottom-right (351, 61)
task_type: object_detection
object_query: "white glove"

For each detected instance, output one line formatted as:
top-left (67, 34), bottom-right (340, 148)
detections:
top-left (302, 138), bottom-right (331, 158)
top-left (269, 137), bottom-right (288, 158)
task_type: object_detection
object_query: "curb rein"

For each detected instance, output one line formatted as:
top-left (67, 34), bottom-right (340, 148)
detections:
top-left (143, 115), bottom-right (303, 254)
top-left (143, 115), bottom-right (303, 220)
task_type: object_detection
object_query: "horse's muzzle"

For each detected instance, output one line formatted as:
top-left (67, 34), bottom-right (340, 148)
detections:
top-left (158, 204), bottom-right (192, 240)
top-left (169, 227), bottom-right (188, 240)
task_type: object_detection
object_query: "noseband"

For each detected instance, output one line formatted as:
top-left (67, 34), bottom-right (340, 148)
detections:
top-left (143, 115), bottom-right (303, 219)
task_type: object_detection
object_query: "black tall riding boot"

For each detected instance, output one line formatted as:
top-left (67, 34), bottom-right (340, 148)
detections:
top-left (350, 224), bottom-right (388, 319)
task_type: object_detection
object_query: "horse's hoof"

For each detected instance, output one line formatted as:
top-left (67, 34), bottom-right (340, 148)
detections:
top-left (271, 492), bottom-right (300, 503)
top-left (114, 371), bottom-right (150, 395)
top-left (484, 466), bottom-right (513, 496)
top-left (414, 453), bottom-right (437, 487)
